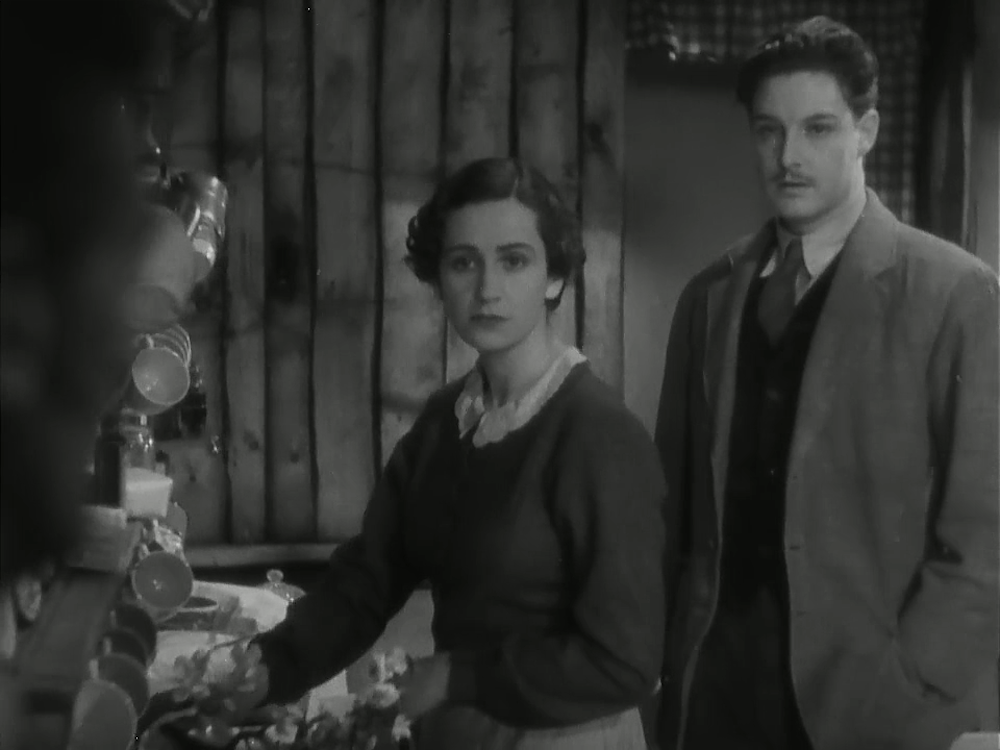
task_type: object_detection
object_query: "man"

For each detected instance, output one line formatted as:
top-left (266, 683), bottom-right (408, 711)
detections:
top-left (654, 16), bottom-right (998, 750)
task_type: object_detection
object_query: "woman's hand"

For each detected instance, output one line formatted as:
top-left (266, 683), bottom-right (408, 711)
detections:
top-left (166, 639), bottom-right (272, 725)
top-left (206, 641), bottom-right (273, 724)
top-left (397, 652), bottom-right (451, 720)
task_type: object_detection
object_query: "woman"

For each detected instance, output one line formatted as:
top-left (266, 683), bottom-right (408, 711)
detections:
top-left (251, 158), bottom-right (666, 748)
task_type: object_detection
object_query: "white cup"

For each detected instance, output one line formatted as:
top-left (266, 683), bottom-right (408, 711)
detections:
top-left (68, 678), bottom-right (137, 750)
top-left (131, 549), bottom-right (194, 623)
top-left (122, 335), bottom-right (190, 415)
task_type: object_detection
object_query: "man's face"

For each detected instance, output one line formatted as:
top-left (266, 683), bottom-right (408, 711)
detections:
top-left (750, 70), bottom-right (878, 231)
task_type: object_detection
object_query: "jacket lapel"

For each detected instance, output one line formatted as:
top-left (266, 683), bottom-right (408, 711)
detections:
top-left (787, 189), bottom-right (898, 472)
top-left (706, 223), bottom-right (775, 527)
top-left (704, 190), bottom-right (899, 530)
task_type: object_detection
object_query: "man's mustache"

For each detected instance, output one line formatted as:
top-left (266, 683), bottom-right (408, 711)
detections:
top-left (774, 172), bottom-right (812, 185)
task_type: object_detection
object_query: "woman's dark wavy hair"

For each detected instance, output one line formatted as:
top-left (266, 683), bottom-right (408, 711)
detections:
top-left (405, 158), bottom-right (585, 311)
top-left (736, 16), bottom-right (879, 119)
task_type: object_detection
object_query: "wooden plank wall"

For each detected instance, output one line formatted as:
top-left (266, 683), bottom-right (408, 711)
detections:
top-left (162, 0), bottom-right (626, 561)
top-left (160, 12), bottom-right (228, 547)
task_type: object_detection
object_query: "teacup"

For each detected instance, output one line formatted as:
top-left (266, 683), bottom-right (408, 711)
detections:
top-left (131, 549), bottom-right (194, 623)
top-left (90, 652), bottom-right (151, 717)
top-left (68, 678), bottom-right (137, 750)
top-left (149, 325), bottom-right (192, 367)
top-left (108, 602), bottom-right (158, 661)
top-left (122, 335), bottom-right (190, 415)
top-left (100, 626), bottom-right (152, 667)
top-left (124, 204), bottom-right (198, 333)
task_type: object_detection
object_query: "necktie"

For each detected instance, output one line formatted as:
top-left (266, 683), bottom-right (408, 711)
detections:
top-left (757, 238), bottom-right (804, 344)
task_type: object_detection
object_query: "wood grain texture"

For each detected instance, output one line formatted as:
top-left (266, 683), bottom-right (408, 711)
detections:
top-left (264, 0), bottom-right (315, 541)
top-left (13, 571), bottom-right (130, 696)
top-left (971, 0), bottom-right (1000, 273)
top-left (312, 0), bottom-right (379, 539)
top-left (580, 0), bottom-right (625, 391)
top-left (149, 0), bottom-right (628, 556)
top-left (223, 0), bottom-right (267, 544)
top-left (514, 0), bottom-right (580, 348)
top-left (161, 12), bottom-right (228, 545)
top-left (443, 0), bottom-right (514, 382)
top-left (186, 543), bottom-right (337, 569)
top-left (379, 0), bottom-right (448, 463)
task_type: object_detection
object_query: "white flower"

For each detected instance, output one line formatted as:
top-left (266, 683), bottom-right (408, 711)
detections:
top-left (366, 682), bottom-right (401, 709)
top-left (263, 720), bottom-right (297, 745)
top-left (384, 648), bottom-right (410, 678)
top-left (391, 714), bottom-right (412, 741)
top-left (369, 651), bottom-right (390, 684)
top-left (369, 648), bottom-right (410, 685)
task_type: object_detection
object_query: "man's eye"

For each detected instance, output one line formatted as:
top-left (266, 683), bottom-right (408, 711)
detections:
top-left (806, 123), bottom-right (834, 136)
top-left (501, 255), bottom-right (527, 270)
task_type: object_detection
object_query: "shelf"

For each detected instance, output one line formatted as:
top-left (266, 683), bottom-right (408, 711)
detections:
top-left (186, 543), bottom-right (339, 569)
top-left (14, 569), bottom-right (130, 700)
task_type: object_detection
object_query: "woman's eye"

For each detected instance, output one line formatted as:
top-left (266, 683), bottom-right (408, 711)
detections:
top-left (446, 255), bottom-right (474, 272)
top-left (501, 255), bottom-right (527, 270)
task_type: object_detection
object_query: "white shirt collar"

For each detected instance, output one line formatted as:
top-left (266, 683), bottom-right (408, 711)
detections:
top-left (455, 346), bottom-right (587, 447)
top-left (765, 182), bottom-right (868, 280)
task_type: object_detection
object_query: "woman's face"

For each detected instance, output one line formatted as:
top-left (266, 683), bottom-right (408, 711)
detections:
top-left (439, 198), bottom-right (562, 355)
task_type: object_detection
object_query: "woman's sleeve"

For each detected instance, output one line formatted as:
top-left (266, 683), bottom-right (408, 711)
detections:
top-left (254, 425), bottom-right (427, 706)
top-left (446, 406), bottom-right (667, 727)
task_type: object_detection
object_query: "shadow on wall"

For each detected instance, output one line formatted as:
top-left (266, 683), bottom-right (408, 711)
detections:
top-left (624, 66), bottom-right (770, 432)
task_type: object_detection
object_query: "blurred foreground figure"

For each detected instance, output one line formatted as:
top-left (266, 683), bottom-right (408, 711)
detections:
top-left (1, 1), bottom-right (161, 745)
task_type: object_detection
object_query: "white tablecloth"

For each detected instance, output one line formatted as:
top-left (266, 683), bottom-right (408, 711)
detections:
top-left (147, 580), bottom-right (349, 714)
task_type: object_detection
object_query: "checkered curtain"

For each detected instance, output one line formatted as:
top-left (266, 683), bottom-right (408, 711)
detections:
top-left (628, 0), bottom-right (928, 224)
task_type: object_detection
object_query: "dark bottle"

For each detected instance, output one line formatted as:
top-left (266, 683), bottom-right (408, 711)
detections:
top-left (177, 362), bottom-right (208, 438)
top-left (93, 416), bottom-right (125, 507)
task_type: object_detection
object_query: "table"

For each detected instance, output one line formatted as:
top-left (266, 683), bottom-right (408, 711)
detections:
top-left (147, 580), bottom-right (349, 717)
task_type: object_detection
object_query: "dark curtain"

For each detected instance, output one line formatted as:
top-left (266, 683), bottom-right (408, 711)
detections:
top-left (627, 0), bottom-right (928, 225)
top-left (914, 0), bottom-right (976, 246)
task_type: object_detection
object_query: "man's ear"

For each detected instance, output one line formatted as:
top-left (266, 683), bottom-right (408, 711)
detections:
top-left (857, 108), bottom-right (880, 159)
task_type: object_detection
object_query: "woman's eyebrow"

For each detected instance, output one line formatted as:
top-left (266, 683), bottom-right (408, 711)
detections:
top-left (443, 243), bottom-right (479, 254)
top-left (497, 242), bottom-right (535, 253)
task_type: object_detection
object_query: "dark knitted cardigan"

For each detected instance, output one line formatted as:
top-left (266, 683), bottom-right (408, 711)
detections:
top-left (256, 363), bottom-right (667, 728)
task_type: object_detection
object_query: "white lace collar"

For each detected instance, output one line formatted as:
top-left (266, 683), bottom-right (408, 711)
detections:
top-left (455, 346), bottom-right (587, 447)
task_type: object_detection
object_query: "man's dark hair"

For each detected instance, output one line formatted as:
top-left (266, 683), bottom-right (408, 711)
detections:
top-left (736, 16), bottom-right (879, 118)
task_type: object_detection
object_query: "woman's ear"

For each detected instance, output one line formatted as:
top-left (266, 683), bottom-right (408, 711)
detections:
top-left (545, 277), bottom-right (565, 306)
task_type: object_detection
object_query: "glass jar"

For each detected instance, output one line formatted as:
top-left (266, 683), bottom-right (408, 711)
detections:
top-left (259, 569), bottom-right (304, 603)
top-left (121, 412), bottom-right (156, 470)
